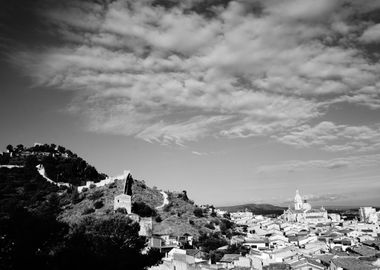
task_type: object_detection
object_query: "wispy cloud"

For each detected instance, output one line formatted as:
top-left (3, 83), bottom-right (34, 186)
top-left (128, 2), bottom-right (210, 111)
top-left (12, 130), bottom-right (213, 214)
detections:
top-left (274, 121), bottom-right (380, 152)
top-left (4, 0), bottom-right (380, 146)
top-left (283, 192), bottom-right (347, 204)
top-left (191, 151), bottom-right (208, 156)
top-left (257, 153), bottom-right (380, 173)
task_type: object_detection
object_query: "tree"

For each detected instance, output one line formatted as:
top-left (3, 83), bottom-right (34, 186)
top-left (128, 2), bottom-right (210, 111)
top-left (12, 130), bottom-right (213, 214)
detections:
top-left (193, 207), bottom-right (204, 218)
top-left (6, 145), bottom-right (13, 152)
top-left (223, 212), bottom-right (231, 219)
top-left (196, 232), bottom-right (228, 253)
top-left (25, 155), bottom-right (38, 169)
top-left (16, 144), bottom-right (24, 152)
top-left (132, 202), bottom-right (157, 217)
top-left (54, 215), bottom-right (163, 270)
top-left (57, 146), bottom-right (66, 153)
top-left (0, 207), bottom-right (68, 270)
top-left (93, 200), bottom-right (104, 209)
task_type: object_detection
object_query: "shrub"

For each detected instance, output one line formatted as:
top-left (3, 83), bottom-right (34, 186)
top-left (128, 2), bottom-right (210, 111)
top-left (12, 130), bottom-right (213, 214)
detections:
top-left (193, 207), bottom-right (203, 218)
top-left (189, 220), bottom-right (194, 225)
top-left (205, 222), bottom-right (215, 230)
top-left (94, 200), bottom-right (104, 209)
top-left (89, 183), bottom-right (96, 189)
top-left (163, 202), bottom-right (173, 212)
top-left (132, 201), bottom-right (157, 217)
top-left (223, 213), bottom-right (231, 219)
top-left (115, 208), bottom-right (128, 214)
top-left (81, 187), bottom-right (88, 193)
top-left (82, 207), bottom-right (95, 215)
top-left (196, 232), bottom-right (228, 253)
top-left (88, 190), bottom-right (103, 201)
top-left (108, 182), bottom-right (116, 188)
top-left (155, 216), bottom-right (162, 222)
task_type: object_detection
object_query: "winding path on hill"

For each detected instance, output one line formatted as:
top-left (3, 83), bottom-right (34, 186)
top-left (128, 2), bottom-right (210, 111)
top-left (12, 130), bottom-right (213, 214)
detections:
top-left (156, 191), bottom-right (169, 210)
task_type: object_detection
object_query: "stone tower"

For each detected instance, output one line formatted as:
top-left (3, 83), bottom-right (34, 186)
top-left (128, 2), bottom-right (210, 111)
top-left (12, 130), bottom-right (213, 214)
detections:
top-left (114, 171), bottom-right (133, 213)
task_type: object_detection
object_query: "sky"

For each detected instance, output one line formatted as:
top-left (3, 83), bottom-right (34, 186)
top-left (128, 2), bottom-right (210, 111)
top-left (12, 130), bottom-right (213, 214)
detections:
top-left (1, 0), bottom-right (380, 207)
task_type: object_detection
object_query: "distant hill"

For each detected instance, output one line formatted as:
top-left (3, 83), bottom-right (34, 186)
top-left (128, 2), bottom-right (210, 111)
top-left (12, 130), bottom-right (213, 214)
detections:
top-left (218, 203), bottom-right (286, 215)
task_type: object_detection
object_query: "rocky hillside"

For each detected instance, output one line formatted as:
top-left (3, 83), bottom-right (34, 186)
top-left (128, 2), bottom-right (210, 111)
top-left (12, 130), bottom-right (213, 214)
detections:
top-left (60, 177), bottom-right (233, 238)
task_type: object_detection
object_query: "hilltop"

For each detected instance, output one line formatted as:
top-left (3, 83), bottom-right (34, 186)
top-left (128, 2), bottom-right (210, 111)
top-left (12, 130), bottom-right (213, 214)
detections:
top-left (0, 143), bottom-right (106, 185)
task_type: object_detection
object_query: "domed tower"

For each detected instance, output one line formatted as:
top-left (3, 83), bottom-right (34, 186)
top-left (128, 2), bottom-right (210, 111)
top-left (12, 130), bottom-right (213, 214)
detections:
top-left (294, 189), bottom-right (303, 210)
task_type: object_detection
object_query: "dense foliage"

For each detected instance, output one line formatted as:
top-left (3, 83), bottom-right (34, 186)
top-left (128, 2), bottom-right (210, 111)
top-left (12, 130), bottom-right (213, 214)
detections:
top-left (0, 167), bottom-right (60, 214)
top-left (193, 207), bottom-right (204, 217)
top-left (0, 144), bottom-right (106, 186)
top-left (132, 201), bottom-right (157, 217)
top-left (195, 232), bottom-right (228, 253)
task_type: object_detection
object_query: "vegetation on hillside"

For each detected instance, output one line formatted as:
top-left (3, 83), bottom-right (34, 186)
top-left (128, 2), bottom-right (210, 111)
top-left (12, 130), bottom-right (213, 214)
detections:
top-left (0, 144), bottom-right (106, 185)
top-left (0, 146), bottom-right (163, 270)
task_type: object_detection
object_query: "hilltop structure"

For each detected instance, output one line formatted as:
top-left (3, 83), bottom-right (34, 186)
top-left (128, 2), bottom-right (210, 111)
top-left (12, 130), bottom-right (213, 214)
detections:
top-left (282, 190), bottom-right (328, 224)
top-left (113, 172), bottom-right (154, 237)
top-left (114, 171), bottom-right (134, 213)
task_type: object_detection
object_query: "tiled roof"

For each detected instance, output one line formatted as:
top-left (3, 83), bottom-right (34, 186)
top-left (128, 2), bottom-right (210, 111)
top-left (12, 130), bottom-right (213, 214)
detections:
top-left (219, 254), bottom-right (240, 263)
top-left (289, 258), bottom-right (324, 269)
top-left (332, 257), bottom-right (378, 270)
top-left (350, 246), bottom-right (380, 257)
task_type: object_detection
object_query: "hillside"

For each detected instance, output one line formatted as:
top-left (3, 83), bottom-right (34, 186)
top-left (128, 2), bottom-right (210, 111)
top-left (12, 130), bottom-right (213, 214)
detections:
top-left (0, 144), bottom-right (233, 240)
top-left (218, 203), bottom-right (286, 215)
top-left (60, 178), bottom-right (232, 238)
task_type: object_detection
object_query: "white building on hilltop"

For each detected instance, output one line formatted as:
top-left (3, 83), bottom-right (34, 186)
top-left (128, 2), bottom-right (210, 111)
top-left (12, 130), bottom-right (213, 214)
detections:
top-left (282, 190), bottom-right (328, 224)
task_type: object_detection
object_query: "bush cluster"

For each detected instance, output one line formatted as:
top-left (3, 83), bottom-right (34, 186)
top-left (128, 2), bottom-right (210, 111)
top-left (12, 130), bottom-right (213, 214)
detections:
top-left (132, 202), bottom-right (157, 217)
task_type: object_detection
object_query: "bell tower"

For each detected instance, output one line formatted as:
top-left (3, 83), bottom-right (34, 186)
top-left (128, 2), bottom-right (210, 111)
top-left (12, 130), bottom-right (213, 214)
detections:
top-left (294, 189), bottom-right (303, 210)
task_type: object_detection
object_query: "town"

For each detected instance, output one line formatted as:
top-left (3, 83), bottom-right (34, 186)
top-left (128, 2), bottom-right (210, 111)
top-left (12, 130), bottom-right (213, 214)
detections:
top-left (147, 190), bottom-right (380, 270)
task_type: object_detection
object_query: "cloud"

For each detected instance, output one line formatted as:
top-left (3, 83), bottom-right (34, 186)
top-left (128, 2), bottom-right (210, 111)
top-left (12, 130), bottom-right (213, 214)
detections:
top-left (3, 0), bottom-right (380, 145)
top-left (274, 121), bottom-right (380, 152)
top-left (257, 153), bottom-right (380, 173)
top-left (360, 24), bottom-right (380, 43)
top-left (191, 151), bottom-right (208, 156)
top-left (283, 192), bottom-right (347, 204)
